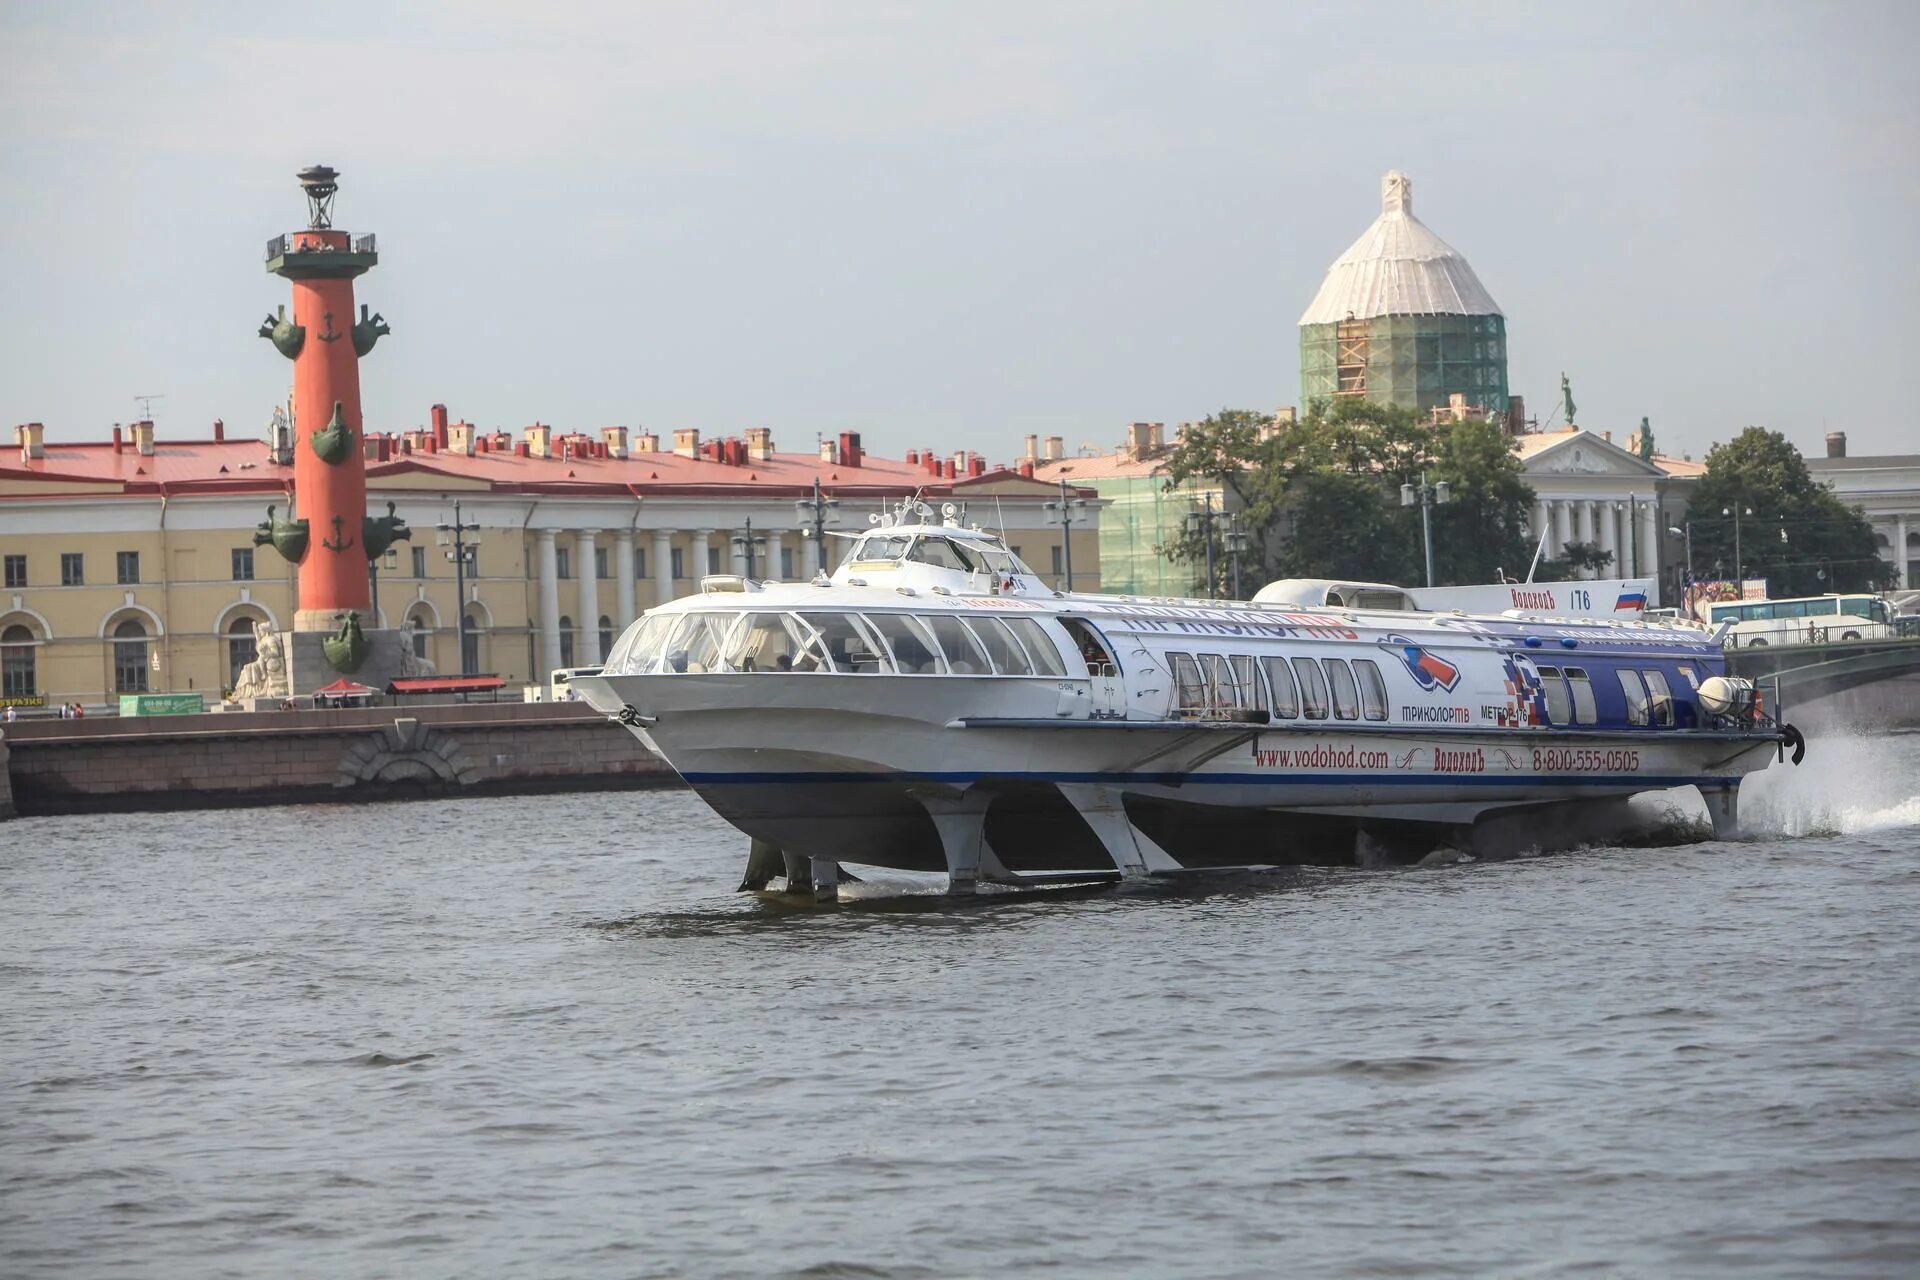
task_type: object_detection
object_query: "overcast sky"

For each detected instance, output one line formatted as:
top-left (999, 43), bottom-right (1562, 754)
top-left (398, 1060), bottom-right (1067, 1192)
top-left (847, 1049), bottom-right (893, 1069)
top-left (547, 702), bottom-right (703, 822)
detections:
top-left (3, 1), bottom-right (1915, 462)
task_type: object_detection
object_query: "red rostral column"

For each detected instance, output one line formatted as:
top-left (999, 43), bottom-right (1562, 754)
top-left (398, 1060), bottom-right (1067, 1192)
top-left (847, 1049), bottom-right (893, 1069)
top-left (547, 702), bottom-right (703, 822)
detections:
top-left (260, 164), bottom-right (391, 630)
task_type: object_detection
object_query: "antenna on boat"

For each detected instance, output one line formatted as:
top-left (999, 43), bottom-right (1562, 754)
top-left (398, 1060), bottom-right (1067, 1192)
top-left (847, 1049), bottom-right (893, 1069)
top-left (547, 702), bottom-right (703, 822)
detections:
top-left (1524, 522), bottom-right (1551, 583)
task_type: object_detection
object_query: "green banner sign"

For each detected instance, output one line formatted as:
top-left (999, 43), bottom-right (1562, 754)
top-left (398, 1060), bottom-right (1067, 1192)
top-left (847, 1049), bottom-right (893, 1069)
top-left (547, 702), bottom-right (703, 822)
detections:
top-left (118, 693), bottom-right (206, 717)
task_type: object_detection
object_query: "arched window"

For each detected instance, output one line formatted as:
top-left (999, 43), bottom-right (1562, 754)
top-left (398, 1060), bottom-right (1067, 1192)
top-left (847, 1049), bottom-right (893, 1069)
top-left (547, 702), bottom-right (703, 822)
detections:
top-left (462, 604), bottom-right (485, 675)
top-left (558, 615), bottom-right (575, 669)
top-left (406, 606), bottom-right (434, 659)
top-left (227, 615), bottom-right (260, 689)
top-left (2, 624), bottom-right (36, 698)
top-left (112, 618), bottom-right (150, 693)
top-left (599, 614), bottom-right (614, 660)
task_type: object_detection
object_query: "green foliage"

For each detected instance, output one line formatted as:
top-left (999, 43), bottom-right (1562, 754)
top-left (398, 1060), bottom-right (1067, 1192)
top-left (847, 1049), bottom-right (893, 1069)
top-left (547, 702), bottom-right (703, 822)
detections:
top-left (1688, 427), bottom-right (1894, 595)
top-left (1534, 540), bottom-right (1615, 583)
top-left (1155, 400), bottom-right (1537, 594)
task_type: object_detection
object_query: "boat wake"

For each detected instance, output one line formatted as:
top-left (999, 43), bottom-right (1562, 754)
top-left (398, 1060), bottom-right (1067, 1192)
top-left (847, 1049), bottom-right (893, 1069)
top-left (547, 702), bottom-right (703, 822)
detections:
top-left (1736, 728), bottom-right (1920, 839)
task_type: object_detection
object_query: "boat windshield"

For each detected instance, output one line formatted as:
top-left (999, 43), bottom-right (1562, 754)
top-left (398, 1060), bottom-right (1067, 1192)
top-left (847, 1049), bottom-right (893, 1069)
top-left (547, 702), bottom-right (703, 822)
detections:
top-left (905, 536), bottom-right (985, 572)
top-left (850, 534), bottom-right (911, 562)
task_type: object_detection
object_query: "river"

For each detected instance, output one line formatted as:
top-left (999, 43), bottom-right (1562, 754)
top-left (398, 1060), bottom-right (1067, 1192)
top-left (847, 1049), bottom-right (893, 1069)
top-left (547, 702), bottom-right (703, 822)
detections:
top-left (4, 732), bottom-right (1918, 1278)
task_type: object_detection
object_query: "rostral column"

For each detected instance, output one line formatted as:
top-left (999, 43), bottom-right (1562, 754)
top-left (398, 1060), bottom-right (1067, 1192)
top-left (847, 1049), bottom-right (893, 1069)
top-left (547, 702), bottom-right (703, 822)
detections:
top-left (257, 164), bottom-right (400, 632)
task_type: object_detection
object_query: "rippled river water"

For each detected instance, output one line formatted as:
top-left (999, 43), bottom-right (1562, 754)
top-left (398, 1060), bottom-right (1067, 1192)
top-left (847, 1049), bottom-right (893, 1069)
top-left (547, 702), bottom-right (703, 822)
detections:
top-left (5, 733), bottom-right (1920, 1278)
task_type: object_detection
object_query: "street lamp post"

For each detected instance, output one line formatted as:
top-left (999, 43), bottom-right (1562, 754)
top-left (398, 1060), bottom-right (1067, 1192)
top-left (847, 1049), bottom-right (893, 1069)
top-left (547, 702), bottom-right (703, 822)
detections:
top-left (1668, 522), bottom-right (1694, 615)
top-left (794, 477), bottom-right (842, 578)
top-left (1184, 492), bottom-right (1223, 598)
top-left (436, 500), bottom-right (482, 675)
top-left (1043, 479), bottom-right (1090, 592)
top-left (1223, 513), bottom-right (1251, 601)
top-left (731, 518), bottom-right (768, 581)
top-left (1399, 473), bottom-right (1452, 588)
top-left (1724, 504), bottom-right (1752, 582)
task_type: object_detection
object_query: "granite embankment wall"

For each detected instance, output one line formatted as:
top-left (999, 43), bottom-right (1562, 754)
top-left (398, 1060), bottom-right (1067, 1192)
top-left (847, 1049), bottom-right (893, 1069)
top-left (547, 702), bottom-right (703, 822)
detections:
top-left (2, 702), bottom-right (678, 816)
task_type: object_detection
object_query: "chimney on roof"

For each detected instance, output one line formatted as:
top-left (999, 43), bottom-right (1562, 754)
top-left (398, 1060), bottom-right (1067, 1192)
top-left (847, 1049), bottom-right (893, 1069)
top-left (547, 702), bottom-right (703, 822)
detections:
top-left (525, 423), bottom-right (553, 458)
top-left (838, 431), bottom-right (863, 468)
top-left (1018, 459), bottom-right (1035, 479)
top-left (1826, 431), bottom-right (1847, 458)
top-left (819, 437), bottom-right (837, 463)
top-left (968, 453), bottom-right (985, 478)
top-left (514, 440), bottom-right (530, 457)
top-left (132, 420), bottom-right (155, 456)
top-left (951, 450), bottom-right (967, 474)
top-left (431, 404), bottom-right (450, 449)
top-left (363, 434), bottom-right (380, 461)
top-left (1126, 422), bottom-right (1153, 458)
top-left (111, 425), bottom-right (123, 453)
top-left (745, 426), bottom-right (773, 461)
top-left (905, 448), bottom-right (919, 465)
top-left (17, 422), bottom-right (46, 461)
top-left (634, 430), bottom-right (659, 453)
top-left (1043, 435), bottom-right (1064, 461)
top-left (448, 421), bottom-right (476, 456)
top-left (601, 426), bottom-right (629, 459)
top-left (1024, 434), bottom-right (1039, 461)
top-left (1602, 430), bottom-right (1612, 444)
top-left (942, 459), bottom-right (956, 479)
top-left (673, 427), bottom-right (700, 458)
top-left (213, 418), bottom-right (226, 442)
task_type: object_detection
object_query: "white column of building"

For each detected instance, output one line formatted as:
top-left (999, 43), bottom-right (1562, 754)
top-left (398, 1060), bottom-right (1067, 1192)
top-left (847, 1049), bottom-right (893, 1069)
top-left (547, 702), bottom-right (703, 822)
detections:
top-left (729, 529), bottom-right (748, 577)
top-left (1598, 503), bottom-right (1618, 577)
top-left (535, 529), bottom-right (563, 676)
top-left (1553, 500), bottom-right (1574, 562)
top-left (575, 529), bottom-right (602, 664)
top-left (763, 530), bottom-right (787, 580)
top-left (1640, 502), bottom-right (1660, 578)
top-left (1575, 501), bottom-right (1596, 577)
top-left (1899, 515), bottom-right (1911, 589)
top-left (651, 529), bottom-right (675, 606)
top-left (693, 529), bottom-right (714, 581)
top-left (612, 530), bottom-right (637, 628)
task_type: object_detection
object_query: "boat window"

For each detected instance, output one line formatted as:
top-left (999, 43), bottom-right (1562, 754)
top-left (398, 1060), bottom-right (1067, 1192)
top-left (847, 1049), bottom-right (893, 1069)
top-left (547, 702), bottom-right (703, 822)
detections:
top-left (852, 535), bottom-right (911, 563)
top-left (1061, 618), bottom-right (1117, 676)
top-left (1168, 652), bottom-right (1206, 713)
top-left (865, 613), bottom-right (946, 674)
top-left (1197, 654), bottom-right (1239, 709)
top-left (1643, 669), bottom-right (1675, 727)
top-left (1617, 669), bottom-right (1651, 726)
top-left (1005, 617), bottom-right (1069, 677)
top-left (1564, 667), bottom-right (1598, 724)
top-left (1262, 656), bottom-right (1299, 718)
top-left (798, 612), bottom-right (891, 674)
top-left (1230, 655), bottom-right (1259, 711)
top-left (906, 537), bottom-right (984, 573)
top-left (662, 612), bottom-right (736, 673)
top-left (1326, 658), bottom-right (1361, 720)
top-left (1535, 665), bottom-right (1573, 726)
top-left (923, 614), bottom-right (992, 674)
top-left (966, 617), bottom-right (1035, 676)
top-left (1352, 658), bottom-right (1389, 721)
top-left (1293, 657), bottom-right (1331, 720)
top-left (610, 613), bottom-right (672, 673)
top-left (722, 612), bottom-right (805, 672)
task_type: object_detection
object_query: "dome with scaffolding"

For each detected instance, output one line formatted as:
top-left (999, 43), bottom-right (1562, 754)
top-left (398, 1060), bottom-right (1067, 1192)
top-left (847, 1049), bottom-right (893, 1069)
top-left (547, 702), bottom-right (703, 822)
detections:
top-left (1298, 171), bottom-right (1510, 418)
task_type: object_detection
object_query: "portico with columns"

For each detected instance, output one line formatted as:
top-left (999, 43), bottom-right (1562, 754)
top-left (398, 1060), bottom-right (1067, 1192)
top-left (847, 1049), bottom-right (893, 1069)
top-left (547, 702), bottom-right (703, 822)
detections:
top-left (1514, 429), bottom-right (1680, 595)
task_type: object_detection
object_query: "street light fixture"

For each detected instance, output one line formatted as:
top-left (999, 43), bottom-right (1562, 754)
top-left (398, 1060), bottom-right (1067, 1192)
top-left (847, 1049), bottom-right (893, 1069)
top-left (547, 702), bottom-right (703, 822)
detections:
top-left (1400, 473), bottom-right (1451, 588)
top-left (1669, 523), bottom-right (1694, 614)
top-left (1723, 504), bottom-right (1753, 582)
top-left (1222, 514), bottom-right (1251, 601)
top-left (794, 478), bottom-right (842, 579)
top-left (436, 500), bottom-right (483, 675)
top-left (1043, 479), bottom-right (1091, 592)
top-left (1184, 492), bottom-right (1225, 598)
top-left (731, 518), bottom-right (768, 581)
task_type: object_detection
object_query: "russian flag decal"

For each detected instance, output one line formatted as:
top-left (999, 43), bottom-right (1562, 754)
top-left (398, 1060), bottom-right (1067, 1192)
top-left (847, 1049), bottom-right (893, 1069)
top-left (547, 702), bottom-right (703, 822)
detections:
top-left (1384, 634), bottom-right (1461, 692)
top-left (1614, 590), bottom-right (1648, 611)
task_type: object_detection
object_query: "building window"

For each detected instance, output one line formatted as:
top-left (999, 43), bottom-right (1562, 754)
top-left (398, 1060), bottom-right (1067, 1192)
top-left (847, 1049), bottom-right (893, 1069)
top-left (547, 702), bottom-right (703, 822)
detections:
top-left (557, 547), bottom-right (572, 580)
top-left (671, 547), bottom-right (685, 579)
top-left (599, 615), bottom-right (614, 659)
top-left (3, 555), bottom-right (25, 588)
top-left (707, 546), bottom-right (721, 575)
top-left (61, 553), bottom-right (84, 586)
top-left (594, 547), bottom-right (609, 580)
top-left (781, 547), bottom-right (795, 579)
top-left (412, 546), bottom-right (428, 578)
top-left (226, 616), bottom-right (258, 689)
top-left (117, 551), bottom-right (140, 584)
top-left (231, 548), bottom-right (254, 581)
top-left (558, 615), bottom-right (575, 669)
top-left (112, 618), bottom-right (150, 693)
top-left (2, 625), bottom-right (36, 697)
top-left (462, 609), bottom-right (482, 674)
top-left (1051, 545), bottom-right (1064, 576)
top-left (407, 607), bottom-right (434, 659)
top-left (635, 547), bottom-right (647, 580)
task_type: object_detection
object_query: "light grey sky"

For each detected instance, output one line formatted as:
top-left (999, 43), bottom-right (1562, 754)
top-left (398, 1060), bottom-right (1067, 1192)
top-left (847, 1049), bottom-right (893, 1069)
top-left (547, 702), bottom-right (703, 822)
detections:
top-left (3, 1), bottom-right (1915, 461)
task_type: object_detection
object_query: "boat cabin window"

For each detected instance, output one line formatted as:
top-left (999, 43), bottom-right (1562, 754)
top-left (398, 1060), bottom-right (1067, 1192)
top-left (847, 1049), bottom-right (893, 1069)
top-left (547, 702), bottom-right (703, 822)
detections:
top-left (1535, 665), bottom-right (1573, 726)
top-left (1617, 669), bottom-right (1651, 726)
top-left (1191, 654), bottom-right (1237, 710)
top-left (1643, 669), bottom-right (1675, 727)
top-left (723, 613), bottom-right (806, 672)
top-left (1293, 658), bottom-right (1331, 720)
top-left (865, 613), bottom-right (946, 674)
top-left (612, 612), bottom-right (673, 672)
top-left (967, 617), bottom-right (1034, 676)
top-left (1564, 667), bottom-right (1598, 724)
top-left (1352, 658), bottom-right (1389, 721)
top-left (663, 612), bottom-right (736, 673)
top-left (924, 614), bottom-right (992, 674)
top-left (798, 612), bottom-right (891, 674)
top-left (1168, 652), bottom-right (1206, 713)
top-left (1230, 655), bottom-right (1258, 709)
top-left (851, 535), bottom-right (911, 563)
top-left (1005, 617), bottom-right (1069, 677)
top-left (1262, 656), bottom-right (1299, 718)
top-left (1325, 658), bottom-right (1361, 721)
top-left (906, 537), bottom-right (984, 573)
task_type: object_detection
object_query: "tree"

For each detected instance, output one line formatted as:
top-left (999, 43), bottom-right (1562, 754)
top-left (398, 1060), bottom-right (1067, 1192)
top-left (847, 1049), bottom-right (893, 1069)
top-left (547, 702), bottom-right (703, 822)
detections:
top-left (1535, 540), bottom-right (1615, 582)
top-left (1156, 399), bottom-right (1537, 594)
top-left (1687, 427), bottom-right (1893, 596)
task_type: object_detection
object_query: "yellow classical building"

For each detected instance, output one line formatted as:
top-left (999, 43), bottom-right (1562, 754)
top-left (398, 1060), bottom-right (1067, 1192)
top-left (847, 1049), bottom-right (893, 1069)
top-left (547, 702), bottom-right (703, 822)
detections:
top-left (1, 417), bottom-right (1100, 708)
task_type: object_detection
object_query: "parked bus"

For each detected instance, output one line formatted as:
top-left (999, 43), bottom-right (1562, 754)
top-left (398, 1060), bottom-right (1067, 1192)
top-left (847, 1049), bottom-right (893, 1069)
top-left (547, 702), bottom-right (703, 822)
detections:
top-left (1704, 594), bottom-right (1893, 648)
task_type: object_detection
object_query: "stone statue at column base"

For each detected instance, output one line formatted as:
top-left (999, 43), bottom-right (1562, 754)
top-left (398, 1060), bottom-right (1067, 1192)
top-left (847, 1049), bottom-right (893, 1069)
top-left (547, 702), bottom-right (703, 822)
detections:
top-left (231, 619), bottom-right (289, 703)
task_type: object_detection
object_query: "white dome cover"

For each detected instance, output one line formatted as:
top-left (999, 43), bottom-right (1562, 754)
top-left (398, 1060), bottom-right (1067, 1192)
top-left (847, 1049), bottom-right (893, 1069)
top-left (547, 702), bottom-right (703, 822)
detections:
top-left (1298, 171), bottom-right (1502, 326)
